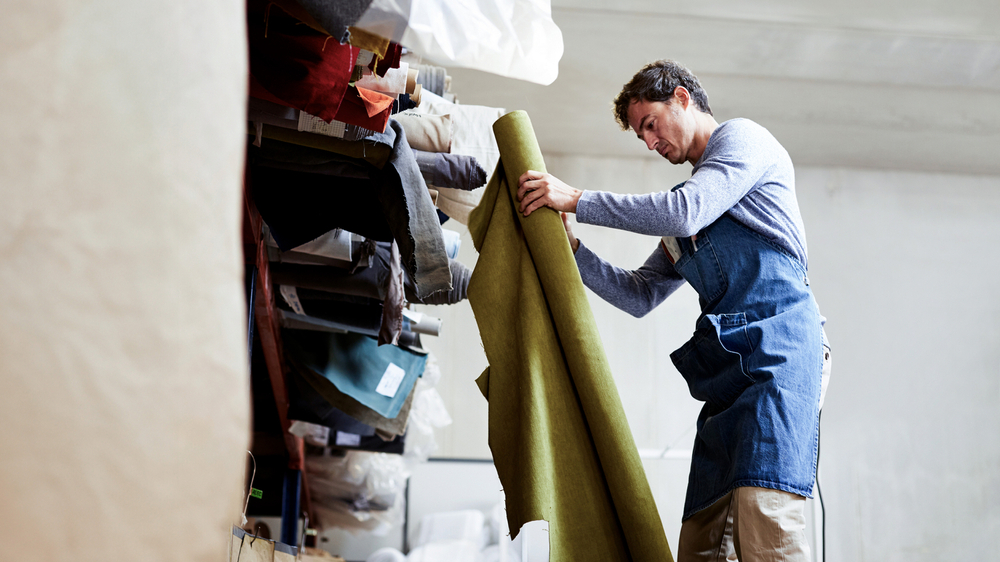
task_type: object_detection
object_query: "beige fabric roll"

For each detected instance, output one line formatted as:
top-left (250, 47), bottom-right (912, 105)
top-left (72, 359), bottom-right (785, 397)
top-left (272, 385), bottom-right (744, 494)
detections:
top-left (1, 1), bottom-right (251, 562)
top-left (413, 90), bottom-right (505, 224)
top-left (392, 112), bottom-right (453, 153)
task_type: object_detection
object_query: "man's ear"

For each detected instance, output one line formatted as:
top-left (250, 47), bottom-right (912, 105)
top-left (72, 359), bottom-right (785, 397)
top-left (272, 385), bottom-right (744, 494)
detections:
top-left (673, 86), bottom-right (691, 109)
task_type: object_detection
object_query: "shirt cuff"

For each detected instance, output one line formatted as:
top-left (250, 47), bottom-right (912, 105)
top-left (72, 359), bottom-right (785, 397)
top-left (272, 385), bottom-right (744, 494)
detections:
top-left (575, 190), bottom-right (598, 225)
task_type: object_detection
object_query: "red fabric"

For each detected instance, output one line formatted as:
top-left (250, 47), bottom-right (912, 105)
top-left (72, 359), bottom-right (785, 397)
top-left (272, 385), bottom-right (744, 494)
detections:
top-left (368, 42), bottom-right (402, 78)
top-left (248, 74), bottom-right (294, 108)
top-left (247, 0), bottom-right (358, 122)
top-left (334, 86), bottom-right (393, 133)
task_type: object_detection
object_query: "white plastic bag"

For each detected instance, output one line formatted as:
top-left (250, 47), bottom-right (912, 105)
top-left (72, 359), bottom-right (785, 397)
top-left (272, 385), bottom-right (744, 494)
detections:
top-left (354, 0), bottom-right (563, 85)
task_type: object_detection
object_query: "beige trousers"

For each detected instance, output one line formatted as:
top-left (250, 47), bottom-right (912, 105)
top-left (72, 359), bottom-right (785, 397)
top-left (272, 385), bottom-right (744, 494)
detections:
top-left (677, 487), bottom-right (811, 562)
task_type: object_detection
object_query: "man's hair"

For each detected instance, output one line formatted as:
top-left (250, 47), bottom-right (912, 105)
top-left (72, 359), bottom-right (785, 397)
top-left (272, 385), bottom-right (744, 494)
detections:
top-left (612, 60), bottom-right (713, 130)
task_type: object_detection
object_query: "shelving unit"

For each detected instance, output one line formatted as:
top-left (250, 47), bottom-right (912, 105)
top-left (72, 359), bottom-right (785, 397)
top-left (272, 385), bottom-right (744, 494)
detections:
top-left (243, 172), bottom-right (314, 545)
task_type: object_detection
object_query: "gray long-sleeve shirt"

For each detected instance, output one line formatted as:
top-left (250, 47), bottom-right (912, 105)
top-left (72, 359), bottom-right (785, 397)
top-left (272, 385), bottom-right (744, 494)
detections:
top-left (573, 118), bottom-right (809, 318)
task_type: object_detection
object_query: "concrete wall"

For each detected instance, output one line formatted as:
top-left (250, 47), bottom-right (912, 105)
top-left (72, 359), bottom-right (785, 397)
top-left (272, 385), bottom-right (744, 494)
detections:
top-left (419, 155), bottom-right (1000, 561)
top-left (0, 2), bottom-right (251, 560)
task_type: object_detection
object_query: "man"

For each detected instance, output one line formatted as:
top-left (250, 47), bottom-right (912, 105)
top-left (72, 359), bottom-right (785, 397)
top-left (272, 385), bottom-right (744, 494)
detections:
top-left (516, 60), bottom-right (831, 562)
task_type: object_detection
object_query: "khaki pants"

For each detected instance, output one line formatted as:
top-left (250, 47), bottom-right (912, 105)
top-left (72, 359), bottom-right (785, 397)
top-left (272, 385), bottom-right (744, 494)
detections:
top-left (677, 487), bottom-right (811, 562)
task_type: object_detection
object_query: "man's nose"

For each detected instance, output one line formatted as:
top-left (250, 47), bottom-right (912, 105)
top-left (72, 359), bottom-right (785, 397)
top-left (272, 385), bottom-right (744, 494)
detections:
top-left (643, 133), bottom-right (657, 151)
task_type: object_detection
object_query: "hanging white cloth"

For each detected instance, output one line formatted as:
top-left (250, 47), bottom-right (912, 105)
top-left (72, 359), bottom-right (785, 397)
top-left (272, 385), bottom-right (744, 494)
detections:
top-left (353, 0), bottom-right (563, 85)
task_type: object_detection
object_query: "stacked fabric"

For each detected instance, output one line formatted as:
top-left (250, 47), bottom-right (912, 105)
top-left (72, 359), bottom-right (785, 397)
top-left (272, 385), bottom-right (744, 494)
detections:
top-left (243, 0), bottom-right (496, 533)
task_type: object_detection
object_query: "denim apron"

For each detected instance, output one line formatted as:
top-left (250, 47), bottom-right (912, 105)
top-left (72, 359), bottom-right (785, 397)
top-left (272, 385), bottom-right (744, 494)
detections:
top-left (664, 212), bottom-right (823, 520)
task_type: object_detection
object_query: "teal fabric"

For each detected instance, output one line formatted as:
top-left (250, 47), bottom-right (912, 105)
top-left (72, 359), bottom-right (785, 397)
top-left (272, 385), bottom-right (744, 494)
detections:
top-left (283, 330), bottom-right (425, 419)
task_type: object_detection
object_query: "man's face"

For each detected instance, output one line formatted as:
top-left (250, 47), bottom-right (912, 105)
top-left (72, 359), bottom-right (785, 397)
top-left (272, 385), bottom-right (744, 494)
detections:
top-left (626, 96), bottom-right (693, 165)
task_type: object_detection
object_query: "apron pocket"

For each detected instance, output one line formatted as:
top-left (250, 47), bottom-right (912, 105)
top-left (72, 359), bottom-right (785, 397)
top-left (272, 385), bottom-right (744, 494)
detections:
top-left (670, 312), bottom-right (755, 409)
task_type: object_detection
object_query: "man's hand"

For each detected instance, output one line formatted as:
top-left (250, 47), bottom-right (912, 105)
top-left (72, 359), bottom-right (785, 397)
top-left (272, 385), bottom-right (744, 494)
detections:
top-left (517, 170), bottom-right (583, 216)
top-left (561, 212), bottom-right (580, 253)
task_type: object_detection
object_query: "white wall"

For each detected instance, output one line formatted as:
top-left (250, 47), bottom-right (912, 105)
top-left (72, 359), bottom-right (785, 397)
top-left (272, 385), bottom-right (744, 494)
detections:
top-left (419, 154), bottom-right (1000, 561)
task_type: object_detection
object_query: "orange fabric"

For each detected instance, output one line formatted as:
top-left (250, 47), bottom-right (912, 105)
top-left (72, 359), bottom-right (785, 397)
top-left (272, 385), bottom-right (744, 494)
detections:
top-left (357, 87), bottom-right (395, 117)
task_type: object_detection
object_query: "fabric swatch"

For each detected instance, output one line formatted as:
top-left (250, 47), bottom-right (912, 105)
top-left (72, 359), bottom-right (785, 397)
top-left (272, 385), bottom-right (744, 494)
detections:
top-left (293, 0), bottom-right (375, 44)
top-left (286, 359), bottom-right (413, 436)
top-left (347, 26), bottom-right (390, 58)
top-left (333, 86), bottom-right (394, 133)
top-left (247, 0), bottom-right (358, 122)
top-left (356, 63), bottom-right (410, 96)
top-left (283, 330), bottom-right (425, 419)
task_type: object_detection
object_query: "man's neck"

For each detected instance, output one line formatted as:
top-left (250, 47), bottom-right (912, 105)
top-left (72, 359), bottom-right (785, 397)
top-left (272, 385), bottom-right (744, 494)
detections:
top-left (687, 112), bottom-right (720, 165)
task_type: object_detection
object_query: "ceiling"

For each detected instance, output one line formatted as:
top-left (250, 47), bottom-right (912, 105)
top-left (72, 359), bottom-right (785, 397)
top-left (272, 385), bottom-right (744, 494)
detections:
top-left (446, 0), bottom-right (1000, 176)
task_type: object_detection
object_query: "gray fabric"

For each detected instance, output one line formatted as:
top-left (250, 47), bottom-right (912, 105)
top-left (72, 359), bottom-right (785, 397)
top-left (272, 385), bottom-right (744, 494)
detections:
top-left (413, 150), bottom-right (487, 191)
top-left (251, 122), bottom-right (451, 297)
top-left (270, 241), bottom-right (472, 305)
top-left (383, 121), bottom-right (452, 297)
top-left (294, 0), bottom-right (375, 44)
top-left (575, 118), bottom-right (809, 268)
top-left (414, 64), bottom-right (447, 96)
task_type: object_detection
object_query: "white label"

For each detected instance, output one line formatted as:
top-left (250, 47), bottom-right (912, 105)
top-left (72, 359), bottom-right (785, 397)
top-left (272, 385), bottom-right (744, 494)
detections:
top-left (297, 111), bottom-right (346, 138)
top-left (279, 285), bottom-right (305, 315)
top-left (375, 363), bottom-right (406, 398)
top-left (335, 431), bottom-right (361, 447)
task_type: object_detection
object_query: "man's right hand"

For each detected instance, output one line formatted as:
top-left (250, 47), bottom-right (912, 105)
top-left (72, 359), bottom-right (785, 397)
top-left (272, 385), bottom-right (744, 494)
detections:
top-left (561, 212), bottom-right (580, 254)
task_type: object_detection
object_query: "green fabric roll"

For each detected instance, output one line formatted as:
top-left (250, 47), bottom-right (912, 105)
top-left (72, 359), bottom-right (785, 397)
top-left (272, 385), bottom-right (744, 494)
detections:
top-left (467, 110), bottom-right (674, 562)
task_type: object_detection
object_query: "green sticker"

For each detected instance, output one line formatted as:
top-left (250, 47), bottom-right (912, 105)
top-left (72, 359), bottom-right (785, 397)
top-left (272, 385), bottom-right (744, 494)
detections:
top-left (250, 488), bottom-right (263, 499)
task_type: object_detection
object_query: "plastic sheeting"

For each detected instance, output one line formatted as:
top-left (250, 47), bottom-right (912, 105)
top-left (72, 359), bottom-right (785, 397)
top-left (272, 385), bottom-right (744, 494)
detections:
top-left (354, 0), bottom-right (563, 85)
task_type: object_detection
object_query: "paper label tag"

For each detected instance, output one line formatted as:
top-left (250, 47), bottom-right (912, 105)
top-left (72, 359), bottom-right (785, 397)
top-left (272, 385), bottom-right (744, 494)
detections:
top-left (375, 363), bottom-right (406, 398)
top-left (297, 111), bottom-right (346, 138)
top-left (335, 431), bottom-right (361, 447)
top-left (279, 285), bottom-right (305, 315)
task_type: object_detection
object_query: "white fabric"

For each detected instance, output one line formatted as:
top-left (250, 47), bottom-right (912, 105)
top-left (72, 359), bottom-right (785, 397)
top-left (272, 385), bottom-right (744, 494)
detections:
top-left (414, 510), bottom-right (487, 549)
top-left (291, 228), bottom-right (354, 261)
top-left (367, 547), bottom-right (407, 562)
top-left (412, 91), bottom-right (505, 224)
top-left (354, 0), bottom-right (563, 85)
top-left (0, 0), bottom-right (250, 560)
top-left (357, 62), bottom-right (411, 96)
top-left (406, 540), bottom-right (482, 562)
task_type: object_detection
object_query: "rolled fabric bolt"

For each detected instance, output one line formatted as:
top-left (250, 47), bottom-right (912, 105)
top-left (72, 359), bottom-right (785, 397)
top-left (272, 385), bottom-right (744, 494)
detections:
top-left (406, 68), bottom-right (418, 94)
top-left (410, 83), bottom-right (422, 106)
top-left (392, 112), bottom-right (451, 153)
top-left (407, 314), bottom-right (442, 337)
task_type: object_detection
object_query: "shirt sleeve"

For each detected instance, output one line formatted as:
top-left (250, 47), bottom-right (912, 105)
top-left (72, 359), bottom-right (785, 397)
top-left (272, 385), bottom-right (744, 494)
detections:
top-left (574, 240), bottom-right (685, 318)
top-left (575, 120), bottom-right (777, 237)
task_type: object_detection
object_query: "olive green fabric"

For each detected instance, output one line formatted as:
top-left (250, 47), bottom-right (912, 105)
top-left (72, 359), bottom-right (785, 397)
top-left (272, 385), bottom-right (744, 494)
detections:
top-left (467, 111), bottom-right (674, 562)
